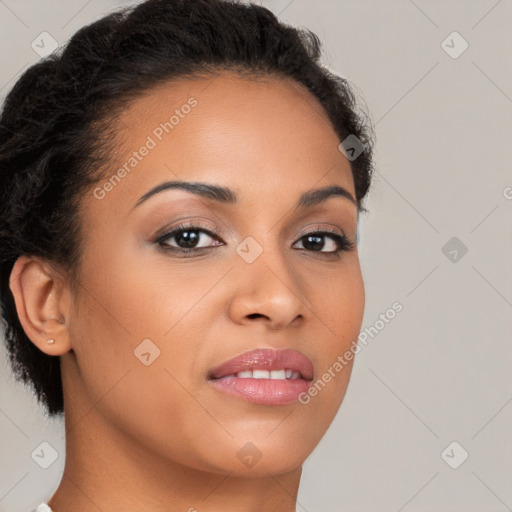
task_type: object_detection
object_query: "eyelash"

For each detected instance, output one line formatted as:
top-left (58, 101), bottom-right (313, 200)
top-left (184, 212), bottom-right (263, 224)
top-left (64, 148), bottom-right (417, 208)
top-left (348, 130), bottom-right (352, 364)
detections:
top-left (154, 222), bottom-right (355, 258)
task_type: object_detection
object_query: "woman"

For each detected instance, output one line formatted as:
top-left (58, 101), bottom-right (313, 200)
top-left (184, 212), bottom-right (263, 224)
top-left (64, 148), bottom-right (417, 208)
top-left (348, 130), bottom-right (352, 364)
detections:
top-left (0, 0), bottom-right (375, 510)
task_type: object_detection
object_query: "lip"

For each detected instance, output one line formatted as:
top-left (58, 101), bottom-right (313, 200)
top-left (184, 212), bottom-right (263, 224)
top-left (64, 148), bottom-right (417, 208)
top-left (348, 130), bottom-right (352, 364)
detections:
top-left (208, 348), bottom-right (314, 405)
top-left (208, 347), bottom-right (314, 380)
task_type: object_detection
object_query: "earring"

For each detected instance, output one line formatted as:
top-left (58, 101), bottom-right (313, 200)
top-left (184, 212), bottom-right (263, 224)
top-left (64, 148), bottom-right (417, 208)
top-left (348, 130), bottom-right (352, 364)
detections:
top-left (46, 339), bottom-right (55, 344)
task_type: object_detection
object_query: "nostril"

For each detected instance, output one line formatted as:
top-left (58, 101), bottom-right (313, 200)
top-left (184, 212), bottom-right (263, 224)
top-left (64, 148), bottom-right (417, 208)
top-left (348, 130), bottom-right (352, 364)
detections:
top-left (247, 313), bottom-right (265, 319)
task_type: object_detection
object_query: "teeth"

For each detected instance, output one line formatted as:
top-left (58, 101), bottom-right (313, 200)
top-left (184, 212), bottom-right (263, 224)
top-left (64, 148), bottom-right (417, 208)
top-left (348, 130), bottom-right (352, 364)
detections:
top-left (270, 369), bottom-right (286, 380)
top-left (252, 370), bottom-right (270, 379)
top-left (232, 369), bottom-right (300, 380)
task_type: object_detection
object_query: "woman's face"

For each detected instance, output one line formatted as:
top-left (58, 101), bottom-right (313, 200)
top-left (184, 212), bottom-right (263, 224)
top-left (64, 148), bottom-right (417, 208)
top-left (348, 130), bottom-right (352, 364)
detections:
top-left (65, 72), bottom-right (365, 476)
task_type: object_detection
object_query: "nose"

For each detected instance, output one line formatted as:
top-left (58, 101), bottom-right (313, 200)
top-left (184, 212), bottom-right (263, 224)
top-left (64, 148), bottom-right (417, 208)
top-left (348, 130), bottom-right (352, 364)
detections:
top-left (227, 248), bottom-right (308, 331)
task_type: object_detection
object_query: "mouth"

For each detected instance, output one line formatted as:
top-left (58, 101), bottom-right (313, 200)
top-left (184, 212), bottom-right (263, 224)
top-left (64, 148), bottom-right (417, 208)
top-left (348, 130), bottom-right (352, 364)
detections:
top-left (207, 348), bottom-right (314, 405)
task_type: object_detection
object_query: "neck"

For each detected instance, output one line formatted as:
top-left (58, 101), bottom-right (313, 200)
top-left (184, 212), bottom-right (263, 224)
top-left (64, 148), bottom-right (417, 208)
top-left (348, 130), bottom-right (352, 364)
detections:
top-left (48, 403), bottom-right (302, 512)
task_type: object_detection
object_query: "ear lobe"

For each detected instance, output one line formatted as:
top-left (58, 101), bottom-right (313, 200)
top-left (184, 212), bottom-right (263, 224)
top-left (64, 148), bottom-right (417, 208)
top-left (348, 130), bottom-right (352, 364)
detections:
top-left (9, 255), bottom-right (72, 355)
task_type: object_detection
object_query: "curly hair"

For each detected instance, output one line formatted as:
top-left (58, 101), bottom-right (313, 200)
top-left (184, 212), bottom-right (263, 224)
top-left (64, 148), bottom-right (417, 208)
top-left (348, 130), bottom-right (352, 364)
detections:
top-left (0, 0), bottom-right (375, 417)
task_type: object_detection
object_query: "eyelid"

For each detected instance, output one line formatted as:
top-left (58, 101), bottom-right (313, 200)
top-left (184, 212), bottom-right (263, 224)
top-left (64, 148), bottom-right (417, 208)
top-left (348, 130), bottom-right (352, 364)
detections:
top-left (155, 220), bottom-right (348, 243)
top-left (292, 222), bottom-right (347, 241)
top-left (153, 219), bottom-right (222, 242)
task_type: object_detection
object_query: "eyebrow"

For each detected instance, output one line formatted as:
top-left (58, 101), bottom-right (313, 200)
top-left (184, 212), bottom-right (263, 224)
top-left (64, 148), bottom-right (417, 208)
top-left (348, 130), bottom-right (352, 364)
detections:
top-left (132, 180), bottom-right (356, 211)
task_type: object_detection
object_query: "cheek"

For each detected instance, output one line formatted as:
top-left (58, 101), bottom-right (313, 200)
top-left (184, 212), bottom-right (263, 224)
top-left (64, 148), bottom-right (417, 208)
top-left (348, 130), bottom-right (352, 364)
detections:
top-left (66, 264), bottom-right (228, 471)
top-left (67, 249), bottom-right (219, 388)
top-left (298, 258), bottom-right (365, 415)
top-left (314, 256), bottom-right (365, 351)
top-left (65, 248), bottom-right (231, 429)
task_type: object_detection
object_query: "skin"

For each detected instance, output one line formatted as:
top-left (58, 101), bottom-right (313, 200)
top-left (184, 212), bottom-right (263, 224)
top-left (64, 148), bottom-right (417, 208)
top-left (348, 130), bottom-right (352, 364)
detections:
top-left (9, 71), bottom-right (365, 512)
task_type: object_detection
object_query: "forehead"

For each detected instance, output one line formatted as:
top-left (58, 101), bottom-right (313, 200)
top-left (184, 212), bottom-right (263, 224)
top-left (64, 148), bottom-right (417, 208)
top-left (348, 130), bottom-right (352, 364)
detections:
top-left (89, 71), bottom-right (355, 216)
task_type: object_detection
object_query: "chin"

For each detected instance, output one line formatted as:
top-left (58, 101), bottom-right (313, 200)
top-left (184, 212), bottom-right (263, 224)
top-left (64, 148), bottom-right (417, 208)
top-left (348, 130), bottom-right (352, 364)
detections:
top-left (196, 429), bottom-right (317, 477)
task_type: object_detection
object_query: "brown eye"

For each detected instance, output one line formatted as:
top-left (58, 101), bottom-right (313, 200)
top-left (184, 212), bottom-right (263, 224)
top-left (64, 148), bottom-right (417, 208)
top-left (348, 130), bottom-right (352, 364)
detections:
top-left (155, 223), bottom-right (223, 252)
top-left (294, 231), bottom-right (355, 253)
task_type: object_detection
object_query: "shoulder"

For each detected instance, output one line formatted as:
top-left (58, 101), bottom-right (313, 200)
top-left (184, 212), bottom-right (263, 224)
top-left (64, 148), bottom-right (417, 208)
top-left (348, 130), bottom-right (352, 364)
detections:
top-left (33, 504), bottom-right (53, 512)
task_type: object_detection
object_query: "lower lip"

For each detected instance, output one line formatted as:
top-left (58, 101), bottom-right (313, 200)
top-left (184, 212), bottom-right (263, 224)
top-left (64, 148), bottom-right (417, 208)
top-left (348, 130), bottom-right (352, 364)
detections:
top-left (208, 377), bottom-right (311, 405)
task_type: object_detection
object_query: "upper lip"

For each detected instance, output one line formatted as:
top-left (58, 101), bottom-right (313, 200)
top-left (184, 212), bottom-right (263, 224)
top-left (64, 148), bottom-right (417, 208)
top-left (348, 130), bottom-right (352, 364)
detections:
top-left (208, 348), bottom-right (314, 380)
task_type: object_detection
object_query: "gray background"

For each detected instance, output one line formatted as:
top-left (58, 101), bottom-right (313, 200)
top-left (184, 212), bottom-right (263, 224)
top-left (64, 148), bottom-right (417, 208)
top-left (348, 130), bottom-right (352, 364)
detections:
top-left (1, 1), bottom-right (511, 511)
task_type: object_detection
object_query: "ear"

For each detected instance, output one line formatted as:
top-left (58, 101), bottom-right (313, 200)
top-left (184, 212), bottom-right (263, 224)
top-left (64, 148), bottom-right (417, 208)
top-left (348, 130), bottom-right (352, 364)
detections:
top-left (9, 255), bottom-right (73, 356)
